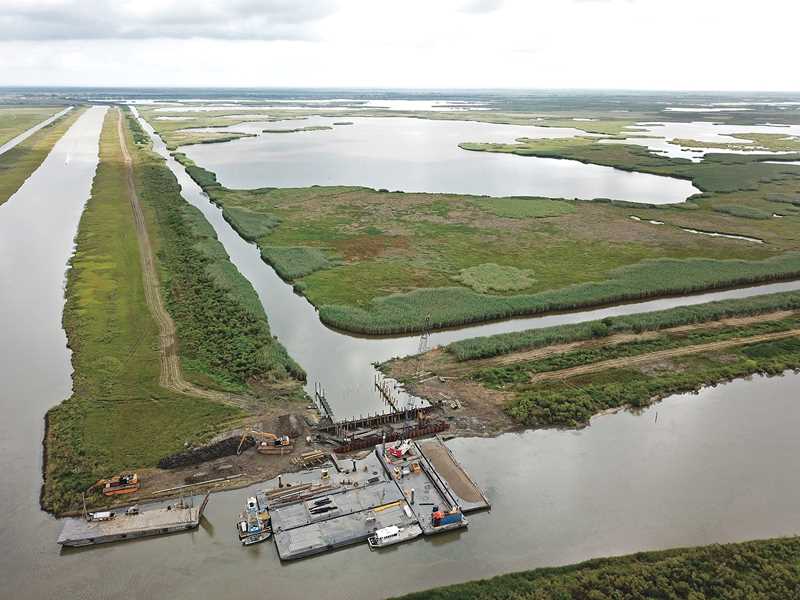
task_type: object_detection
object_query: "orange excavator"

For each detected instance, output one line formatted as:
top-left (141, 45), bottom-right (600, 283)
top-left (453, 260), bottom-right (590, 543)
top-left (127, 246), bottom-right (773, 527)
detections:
top-left (90, 472), bottom-right (140, 496)
top-left (237, 428), bottom-right (293, 456)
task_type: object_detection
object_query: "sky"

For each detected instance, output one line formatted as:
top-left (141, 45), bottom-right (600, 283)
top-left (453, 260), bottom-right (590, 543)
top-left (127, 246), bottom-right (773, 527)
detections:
top-left (0, 0), bottom-right (798, 90)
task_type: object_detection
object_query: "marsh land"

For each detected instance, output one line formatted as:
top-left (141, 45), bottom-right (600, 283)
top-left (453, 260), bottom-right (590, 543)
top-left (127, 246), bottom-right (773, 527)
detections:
top-left (2, 88), bottom-right (800, 600)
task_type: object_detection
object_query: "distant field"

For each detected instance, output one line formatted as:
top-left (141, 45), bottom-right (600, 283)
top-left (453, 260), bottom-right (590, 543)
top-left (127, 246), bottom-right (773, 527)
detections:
top-left (393, 536), bottom-right (800, 600)
top-left (0, 105), bottom-right (63, 146)
top-left (0, 108), bottom-right (81, 205)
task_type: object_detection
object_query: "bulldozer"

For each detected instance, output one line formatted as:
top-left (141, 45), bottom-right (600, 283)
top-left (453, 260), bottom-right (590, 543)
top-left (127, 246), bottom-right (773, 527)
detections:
top-left (237, 428), bottom-right (294, 456)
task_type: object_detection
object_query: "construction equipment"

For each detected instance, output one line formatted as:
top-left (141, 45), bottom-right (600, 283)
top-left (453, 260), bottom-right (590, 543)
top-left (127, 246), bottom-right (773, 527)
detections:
top-left (387, 439), bottom-right (412, 459)
top-left (90, 472), bottom-right (140, 496)
top-left (237, 428), bottom-right (294, 456)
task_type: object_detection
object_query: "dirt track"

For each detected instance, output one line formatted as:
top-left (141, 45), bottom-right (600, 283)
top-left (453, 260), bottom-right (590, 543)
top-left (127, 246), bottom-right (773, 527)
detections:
top-left (529, 327), bottom-right (800, 383)
top-left (116, 109), bottom-right (246, 407)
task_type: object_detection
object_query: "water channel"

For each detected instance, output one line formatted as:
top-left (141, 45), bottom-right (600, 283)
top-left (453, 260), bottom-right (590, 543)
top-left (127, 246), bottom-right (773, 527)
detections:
top-left (1, 105), bottom-right (800, 599)
top-left (180, 115), bottom-right (700, 204)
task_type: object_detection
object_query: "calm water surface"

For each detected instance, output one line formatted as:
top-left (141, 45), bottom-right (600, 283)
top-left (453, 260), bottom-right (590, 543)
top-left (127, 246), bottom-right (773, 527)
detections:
top-left (181, 116), bottom-right (700, 204)
top-left (1, 105), bottom-right (800, 600)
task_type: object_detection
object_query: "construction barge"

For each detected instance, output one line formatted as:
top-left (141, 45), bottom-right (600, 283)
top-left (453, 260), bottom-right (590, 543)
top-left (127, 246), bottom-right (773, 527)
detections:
top-left (262, 437), bottom-right (489, 560)
top-left (57, 493), bottom-right (210, 548)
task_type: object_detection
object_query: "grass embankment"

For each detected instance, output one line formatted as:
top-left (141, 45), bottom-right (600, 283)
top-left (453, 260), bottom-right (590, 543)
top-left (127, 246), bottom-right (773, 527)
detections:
top-left (393, 536), bottom-right (800, 600)
top-left (169, 152), bottom-right (800, 335)
top-left (450, 290), bottom-right (800, 359)
top-left (0, 107), bottom-right (81, 205)
top-left (0, 105), bottom-right (63, 146)
top-left (43, 110), bottom-right (303, 514)
top-left (385, 291), bottom-right (800, 432)
top-left (125, 110), bottom-right (304, 392)
top-left (44, 111), bottom-right (241, 514)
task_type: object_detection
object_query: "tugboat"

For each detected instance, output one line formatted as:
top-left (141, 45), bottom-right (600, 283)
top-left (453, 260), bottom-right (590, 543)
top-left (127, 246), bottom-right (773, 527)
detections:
top-left (236, 495), bottom-right (271, 546)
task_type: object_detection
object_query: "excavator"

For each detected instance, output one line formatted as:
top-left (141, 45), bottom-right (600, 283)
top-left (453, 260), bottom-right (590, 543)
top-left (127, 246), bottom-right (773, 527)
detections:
top-left (237, 428), bottom-right (294, 456)
top-left (89, 472), bottom-right (140, 496)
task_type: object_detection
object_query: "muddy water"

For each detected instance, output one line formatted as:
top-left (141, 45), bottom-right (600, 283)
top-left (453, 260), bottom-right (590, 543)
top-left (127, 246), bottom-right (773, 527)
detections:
top-left (0, 106), bottom-right (107, 596)
top-left (2, 105), bottom-right (800, 599)
top-left (0, 106), bottom-right (73, 156)
top-left (181, 115), bottom-right (699, 204)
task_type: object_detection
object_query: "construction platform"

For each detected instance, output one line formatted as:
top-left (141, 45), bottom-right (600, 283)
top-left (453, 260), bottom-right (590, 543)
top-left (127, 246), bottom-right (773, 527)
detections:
top-left (57, 494), bottom-right (209, 548)
top-left (263, 438), bottom-right (489, 560)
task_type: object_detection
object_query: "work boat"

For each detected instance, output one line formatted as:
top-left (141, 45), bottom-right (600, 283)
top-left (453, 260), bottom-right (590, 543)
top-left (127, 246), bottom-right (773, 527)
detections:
top-left (367, 524), bottom-right (423, 549)
top-left (237, 494), bottom-right (271, 546)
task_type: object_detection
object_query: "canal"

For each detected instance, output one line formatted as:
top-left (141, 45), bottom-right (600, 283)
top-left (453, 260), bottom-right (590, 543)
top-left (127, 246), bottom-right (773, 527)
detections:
top-left (0, 105), bottom-right (799, 599)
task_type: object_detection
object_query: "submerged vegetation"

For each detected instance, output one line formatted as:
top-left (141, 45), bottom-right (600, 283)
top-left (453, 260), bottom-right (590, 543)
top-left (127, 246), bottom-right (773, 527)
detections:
top-left (0, 107), bottom-right (80, 205)
top-left (393, 536), bottom-right (800, 600)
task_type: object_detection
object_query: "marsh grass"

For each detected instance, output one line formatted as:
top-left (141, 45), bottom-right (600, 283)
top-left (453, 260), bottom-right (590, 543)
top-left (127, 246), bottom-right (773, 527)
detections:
top-left (393, 537), bottom-right (800, 600)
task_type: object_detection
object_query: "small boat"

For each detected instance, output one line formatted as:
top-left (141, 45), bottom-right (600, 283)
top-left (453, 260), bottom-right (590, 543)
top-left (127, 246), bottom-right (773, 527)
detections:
top-left (236, 495), bottom-right (271, 546)
top-left (367, 524), bottom-right (422, 549)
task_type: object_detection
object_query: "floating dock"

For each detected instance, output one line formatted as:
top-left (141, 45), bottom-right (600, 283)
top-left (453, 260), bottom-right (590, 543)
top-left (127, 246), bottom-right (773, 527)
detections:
top-left (57, 494), bottom-right (209, 547)
top-left (263, 438), bottom-right (489, 560)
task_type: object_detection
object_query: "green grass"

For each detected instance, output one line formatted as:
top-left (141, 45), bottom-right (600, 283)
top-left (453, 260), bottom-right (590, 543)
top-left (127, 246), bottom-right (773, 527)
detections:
top-left (43, 110), bottom-right (242, 514)
top-left (0, 108), bottom-right (81, 205)
top-left (453, 263), bottom-right (537, 293)
top-left (506, 340), bottom-right (800, 429)
top-left (448, 289), bottom-right (800, 360)
top-left (713, 204), bottom-right (772, 219)
top-left (127, 111), bottom-right (304, 390)
top-left (261, 246), bottom-right (336, 280)
top-left (0, 105), bottom-right (64, 145)
top-left (474, 317), bottom-right (800, 387)
top-left (471, 196), bottom-right (575, 218)
top-left (319, 254), bottom-right (800, 334)
top-left (392, 536), bottom-right (800, 600)
top-left (262, 125), bottom-right (332, 133)
top-left (147, 111), bottom-right (800, 335)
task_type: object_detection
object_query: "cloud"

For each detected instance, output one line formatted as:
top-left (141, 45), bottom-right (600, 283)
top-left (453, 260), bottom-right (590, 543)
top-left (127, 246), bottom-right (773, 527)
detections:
top-left (0, 0), bottom-right (337, 40)
top-left (460, 0), bottom-right (504, 13)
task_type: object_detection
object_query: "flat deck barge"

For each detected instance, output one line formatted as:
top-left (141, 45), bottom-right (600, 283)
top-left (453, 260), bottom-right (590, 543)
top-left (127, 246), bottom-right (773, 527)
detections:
top-left (265, 438), bottom-right (489, 560)
top-left (57, 494), bottom-right (210, 547)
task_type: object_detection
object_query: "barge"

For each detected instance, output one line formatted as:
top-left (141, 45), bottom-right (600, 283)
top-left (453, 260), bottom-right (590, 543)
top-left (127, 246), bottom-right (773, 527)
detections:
top-left (57, 493), bottom-right (210, 548)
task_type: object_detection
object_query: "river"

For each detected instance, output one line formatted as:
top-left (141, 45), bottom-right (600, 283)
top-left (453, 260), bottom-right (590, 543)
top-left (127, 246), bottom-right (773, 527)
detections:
top-left (1, 104), bottom-right (799, 599)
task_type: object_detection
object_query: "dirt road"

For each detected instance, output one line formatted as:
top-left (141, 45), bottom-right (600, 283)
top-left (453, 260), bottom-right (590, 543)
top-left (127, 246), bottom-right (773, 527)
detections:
top-left (529, 327), bottom-right (800, 383)
top-left (116, 108), bottom-right (246, 407)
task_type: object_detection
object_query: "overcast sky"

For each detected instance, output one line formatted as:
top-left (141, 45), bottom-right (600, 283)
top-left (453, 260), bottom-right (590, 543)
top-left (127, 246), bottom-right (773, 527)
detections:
top-left (1, 0), bottom-right (798, 90)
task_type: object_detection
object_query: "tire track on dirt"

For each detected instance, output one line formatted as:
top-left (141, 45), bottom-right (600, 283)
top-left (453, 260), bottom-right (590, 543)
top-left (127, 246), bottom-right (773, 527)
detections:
top-left (116, 108), bottom-right (247, 407)
top-left (529, 327), bottom-right (800, 383)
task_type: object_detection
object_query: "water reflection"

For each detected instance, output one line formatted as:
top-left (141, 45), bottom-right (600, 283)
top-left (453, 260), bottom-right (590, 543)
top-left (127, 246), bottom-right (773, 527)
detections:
top-left (180, 116), bottom-right (699, 204)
